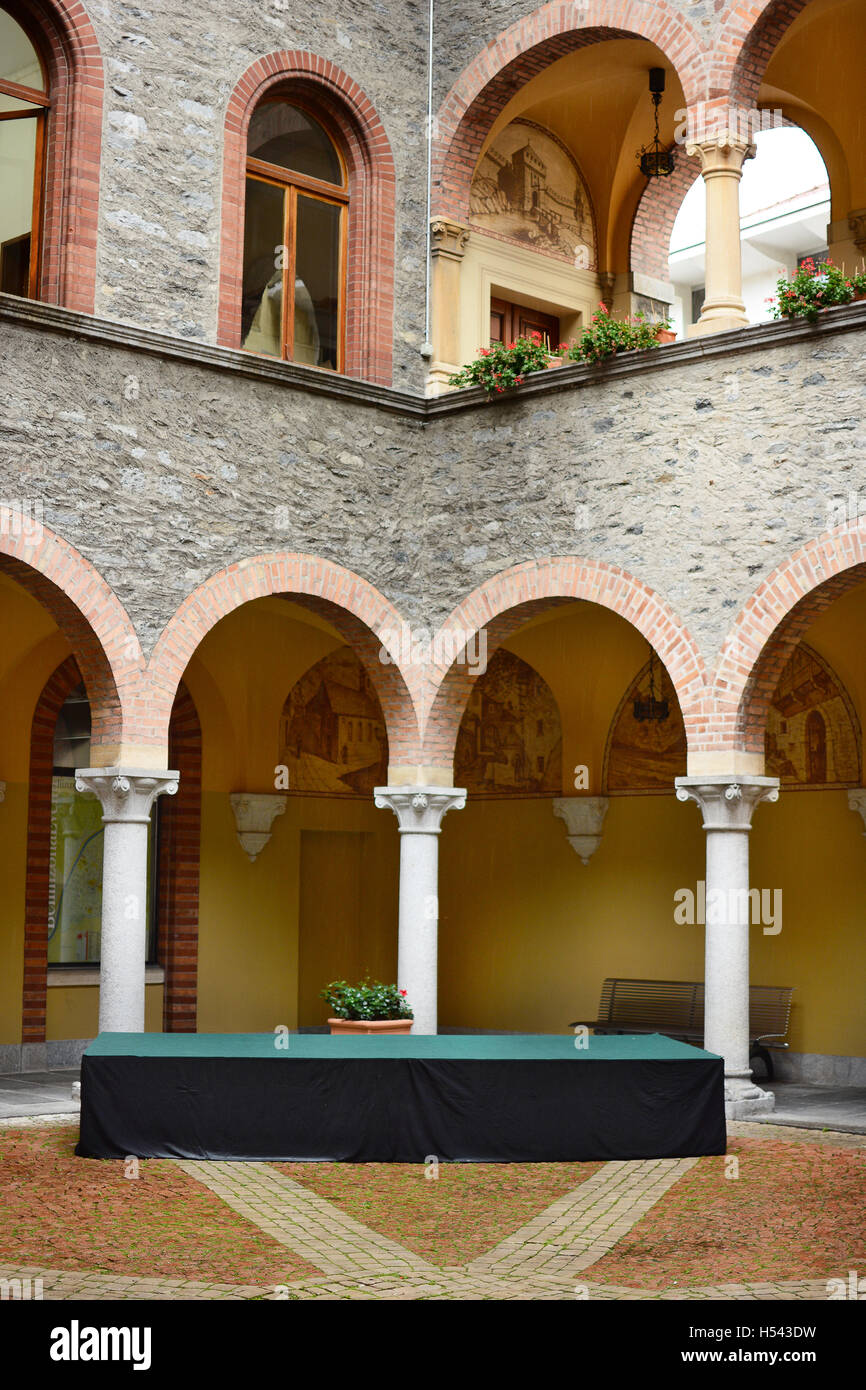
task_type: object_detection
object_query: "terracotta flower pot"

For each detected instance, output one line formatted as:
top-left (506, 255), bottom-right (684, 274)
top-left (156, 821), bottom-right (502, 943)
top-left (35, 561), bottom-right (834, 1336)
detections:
top-left (655, 328), bottom-right (677, 343)
top-left (546, 356), bottom-right (565, 368)
top-left (328, 1017), bottom-right (413, 1035)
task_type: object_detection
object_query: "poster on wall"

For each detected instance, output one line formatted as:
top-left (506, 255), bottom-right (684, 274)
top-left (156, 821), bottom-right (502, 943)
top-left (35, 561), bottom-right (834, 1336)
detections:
top-left (279, 647), bottom-right (389, 796)
top-left (469, 117), bottom-right (597, 267)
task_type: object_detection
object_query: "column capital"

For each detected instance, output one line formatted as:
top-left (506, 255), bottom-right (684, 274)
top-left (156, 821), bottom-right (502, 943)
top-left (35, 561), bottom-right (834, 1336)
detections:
top-left (848, 788), bottom-right (866, 833)
top-left (685, 134), bottom-right (756, 175)
top-left (675, 775), bottom-right (779, 831)
top-left (848, 208), bottom-right (866, 253)
top-left (75, 767), bottom-right (179, 823)
top-left (429, 219), bottom-right (470, 261)
top-left (374, 785), bottom-right (466, 833)
top-left (553, 797), bottom-right (609, 865)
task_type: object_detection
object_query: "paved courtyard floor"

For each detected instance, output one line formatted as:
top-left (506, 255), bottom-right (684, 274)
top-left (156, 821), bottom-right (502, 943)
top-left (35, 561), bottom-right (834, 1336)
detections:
top-left (0, 1113), bottom-right (863, 1302)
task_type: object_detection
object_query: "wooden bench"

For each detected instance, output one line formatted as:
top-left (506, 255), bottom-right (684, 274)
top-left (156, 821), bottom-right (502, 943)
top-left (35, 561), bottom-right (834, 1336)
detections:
top-left (570, 978), bottom-right (794, 1079)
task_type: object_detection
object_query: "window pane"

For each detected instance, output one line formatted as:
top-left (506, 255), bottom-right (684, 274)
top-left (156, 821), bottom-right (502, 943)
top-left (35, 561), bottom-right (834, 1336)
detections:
top-left (0, 11), bottom-right (45, 93)
top-left (241, 178), bottom-right (285, 356)
top-left (0, 113), bottom-right (36, 295)
top-left (47, 774), bottom-right (104, 963)
top-left (248, 102), bottom-right (342, 186)
top-left (295, 195), bottom-right (341, 370)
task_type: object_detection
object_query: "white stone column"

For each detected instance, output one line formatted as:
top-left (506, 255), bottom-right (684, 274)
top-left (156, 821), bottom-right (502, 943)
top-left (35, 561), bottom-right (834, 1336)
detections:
top-left (686, 133), bottom-right (755, 336)
top-left (76, 768), bottom-right (178, 1033)
top-left (675, 775), bottom-right (779, 1117)
top-left (374, 786), bottom-right (466, 1034)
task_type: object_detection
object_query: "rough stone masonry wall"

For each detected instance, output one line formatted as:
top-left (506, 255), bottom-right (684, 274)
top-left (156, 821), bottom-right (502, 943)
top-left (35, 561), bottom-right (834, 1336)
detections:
top-left (2, 305), bottom-right (864, 674)
top-left (87, 0), bottom-right (430, 387)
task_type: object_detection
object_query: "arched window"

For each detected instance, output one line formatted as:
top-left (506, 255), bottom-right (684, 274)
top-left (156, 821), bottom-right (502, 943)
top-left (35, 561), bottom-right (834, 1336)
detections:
top-left (241, 100), bottom-right (347, 372)
top-left (0, 7), bottom-right (48, 298)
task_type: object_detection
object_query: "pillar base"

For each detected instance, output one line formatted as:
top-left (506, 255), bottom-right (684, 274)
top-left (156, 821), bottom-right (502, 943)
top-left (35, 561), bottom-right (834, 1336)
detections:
top-left (724, 1074), bottom-right (775, 1119)
top-left (688, 310), bottom-right (750, 337)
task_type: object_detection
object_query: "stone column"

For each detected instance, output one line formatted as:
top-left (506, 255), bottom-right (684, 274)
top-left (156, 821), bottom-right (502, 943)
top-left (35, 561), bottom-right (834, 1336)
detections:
top-left (426, 220), bottom-right (469, 398)
top-left (76, 768), bottom-right (178, 1033)
top-left (686, 134), bottom-right (755, 336)
top-left (374, 786), bottom-right (466, 1033)
top-left (675, 775), bottom-right (779, 1117)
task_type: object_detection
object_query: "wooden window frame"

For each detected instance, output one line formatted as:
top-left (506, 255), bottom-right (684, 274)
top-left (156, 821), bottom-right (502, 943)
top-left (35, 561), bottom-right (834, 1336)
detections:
top-left (0, 10), bottom-right (49, 299)
top-left (244, 99), bottom-right (349, 374)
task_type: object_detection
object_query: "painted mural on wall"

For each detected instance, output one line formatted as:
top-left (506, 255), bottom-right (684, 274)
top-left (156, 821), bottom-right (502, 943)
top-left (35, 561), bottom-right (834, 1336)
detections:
top-left (470, 118), bottom-right (596, 268)
top-left (765, 644), bottom-right (860, 787)
top-left (604, 660), bottom-right (687, 793)
top-left (604, 643), bottom-right (860, 792)
top-left (279, 647), bottom-right (388, 795)
top-left (455, 649), bottom-right (562, 795)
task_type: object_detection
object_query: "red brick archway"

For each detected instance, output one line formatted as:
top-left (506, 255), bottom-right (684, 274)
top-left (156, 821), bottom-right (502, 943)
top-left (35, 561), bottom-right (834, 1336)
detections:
top-left (722, 0), bottom-right (812, 107)
top-left (712, 524), bottom-right (866, 756)
top-left (0, 518), bottom-right (140, 755)
top-left (631, 148), bottom-right (700, 281)
top-left (433, 1), bottom-right (708, 224)
top-left (7, 0), bottom-right (103, 311)
top-left (148, 554), bottom-right (423, 767)
top-left (218, 52), bottom-right (396, 385)
top-left (423, 558), bottom-right (707, 770)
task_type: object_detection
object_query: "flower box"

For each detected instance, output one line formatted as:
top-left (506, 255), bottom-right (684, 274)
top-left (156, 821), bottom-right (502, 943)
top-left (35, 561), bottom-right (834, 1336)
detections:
top-left (328, 1017), bottom-right (413, 1035)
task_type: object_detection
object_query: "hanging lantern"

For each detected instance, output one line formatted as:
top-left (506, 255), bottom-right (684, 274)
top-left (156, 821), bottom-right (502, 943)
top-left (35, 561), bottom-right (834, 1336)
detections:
top-left (633, 645), bottom-right (670, 722)
top-left (637, 68), bottom-right (676, 180)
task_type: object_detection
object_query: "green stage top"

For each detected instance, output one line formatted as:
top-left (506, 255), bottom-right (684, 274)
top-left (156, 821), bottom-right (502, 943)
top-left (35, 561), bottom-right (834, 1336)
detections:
top-left (85, 1032), bottom-right (720, 1061)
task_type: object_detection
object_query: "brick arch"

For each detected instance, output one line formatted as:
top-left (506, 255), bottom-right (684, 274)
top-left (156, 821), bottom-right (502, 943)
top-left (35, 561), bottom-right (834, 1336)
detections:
top-left (6, 0), bottom-right (103, 311)
top-left (0, 517), bottom-right (141, 754)
top-left (423, 558), bottom-right (707, 771)
top-left (630, 146), bottom-right (701, 281)
top-left (721, 0), bottom-right (812, 107)
top-left (148, 554), bottom-right (422, 766)
top-left (712, 524), bottom-right (866, 756)
top-left (433, 1), bottom-right (709, 224)
top-left (218, 51), bottom-right (396, 386)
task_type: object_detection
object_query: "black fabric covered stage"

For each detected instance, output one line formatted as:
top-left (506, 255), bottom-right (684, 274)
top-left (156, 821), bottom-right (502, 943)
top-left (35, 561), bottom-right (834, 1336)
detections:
top-left (76, 1031), bottom-right (726, 1162)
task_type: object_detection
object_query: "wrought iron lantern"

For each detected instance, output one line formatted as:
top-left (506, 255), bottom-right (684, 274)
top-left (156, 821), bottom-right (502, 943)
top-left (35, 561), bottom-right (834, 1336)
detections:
top-left (633, 644), bottom-right (670, 722)
top-left (637, 68), bottom-right (675, 179)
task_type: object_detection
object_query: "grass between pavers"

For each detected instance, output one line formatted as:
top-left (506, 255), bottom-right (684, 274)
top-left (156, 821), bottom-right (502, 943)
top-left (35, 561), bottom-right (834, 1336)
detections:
top-left (584, 1138), bottom-right (866, 1290)
top-left (0, 1125), bottom-right (320, 1285)
top-left (275, 1160), bottom-right (603, 1266)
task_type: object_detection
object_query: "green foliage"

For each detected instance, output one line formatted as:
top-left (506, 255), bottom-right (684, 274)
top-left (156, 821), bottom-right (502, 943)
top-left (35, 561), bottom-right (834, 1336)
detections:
top-left (768, 258), bottom-right (862, 324)
top-left (320, 978), bottom-right (414, 1020)
top-left (449, 331), bottom-right (558, 395)
top-left (568, 303), bottom-right (671, 364)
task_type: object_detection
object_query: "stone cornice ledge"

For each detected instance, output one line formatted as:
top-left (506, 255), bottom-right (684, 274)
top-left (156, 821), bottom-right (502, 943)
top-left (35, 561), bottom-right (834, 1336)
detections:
top-left (3, 292), bottom-right (866, 422)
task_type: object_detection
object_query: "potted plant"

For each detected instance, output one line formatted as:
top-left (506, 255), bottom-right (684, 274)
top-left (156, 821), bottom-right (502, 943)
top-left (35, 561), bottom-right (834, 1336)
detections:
top-left (767, 257), bottom-right (858, 323)
top-left (567, 303), bottom-right (672, 364)
top-left (320, 978), bottom-right (414, 1034)
top-left (448, 331), bottom-right (553, 395)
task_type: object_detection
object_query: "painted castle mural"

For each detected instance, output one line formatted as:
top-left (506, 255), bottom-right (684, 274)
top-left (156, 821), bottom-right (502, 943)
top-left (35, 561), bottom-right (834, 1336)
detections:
top-left (279, 647), bottom-right (388, 795)
top-left (455, 649), bottom-right (562, 794)
top-left (604, 643), bottom-right (860, 792)
top-left (469, 118), bottom-right (596, 267)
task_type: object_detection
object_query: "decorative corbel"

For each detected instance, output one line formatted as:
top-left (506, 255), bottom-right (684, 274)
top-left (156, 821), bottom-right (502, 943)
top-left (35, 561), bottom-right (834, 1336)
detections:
top-left (229, 792), bottom-right (287, 862)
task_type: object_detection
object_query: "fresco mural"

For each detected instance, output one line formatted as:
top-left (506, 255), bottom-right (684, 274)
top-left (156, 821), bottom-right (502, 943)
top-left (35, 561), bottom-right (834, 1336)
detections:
top-left (604, 660), bottom-right (687, 793)
top-left (455, 649), bottom-right (562, 794)
top-left (765, 644), bottom-right (860, 787)
top-left (604, 643), bottom-right (860, 793)
top-left (279, 647), bottom-right (388, 795)
top-left (469, 118), bottom-right (596, 268)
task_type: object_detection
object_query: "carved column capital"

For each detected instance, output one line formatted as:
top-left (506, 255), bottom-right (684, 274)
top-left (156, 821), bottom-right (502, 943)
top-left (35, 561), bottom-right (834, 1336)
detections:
top-left (374, 786), bottom-right (466, 833)
top-left (847, 209), bottom-right (866, 253)
top-left (685, 135), bottom-right (756, 176)
top-left (553, 797), bottom-right (609, 865)
top-left (229, 792), bottom-right (287, 862)
top-left (429, 219), bottom-right (470, 261)
top-left (847, 788), bottom-right (866, 834)
top-left (75, 767), bottom-right (179, 823)
top-left (675, 775), bottom-right (779, 831)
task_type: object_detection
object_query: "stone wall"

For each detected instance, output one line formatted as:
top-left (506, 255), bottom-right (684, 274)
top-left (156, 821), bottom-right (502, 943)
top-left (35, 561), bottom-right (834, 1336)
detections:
top-left (2, 297), bottom-right (864, 674)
